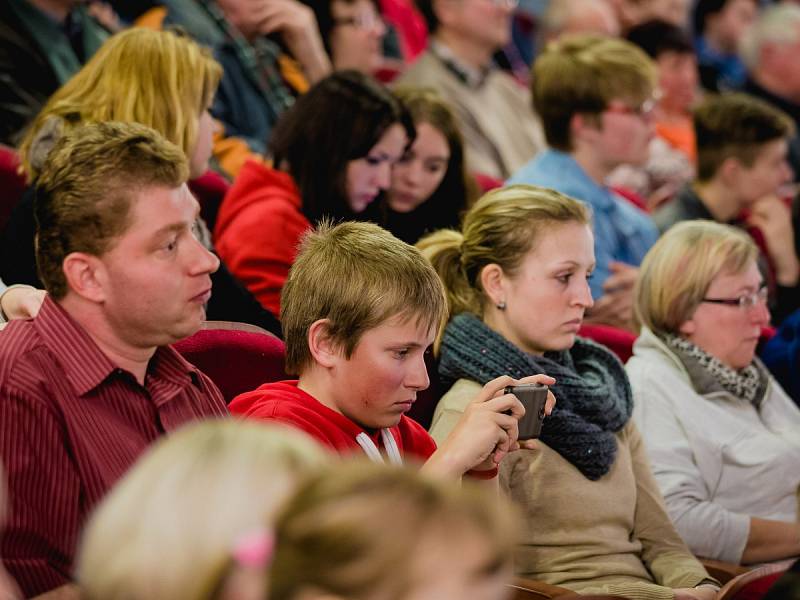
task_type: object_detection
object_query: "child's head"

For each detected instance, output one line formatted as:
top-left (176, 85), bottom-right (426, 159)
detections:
top-left (77, 420), bottom-right (327, 600)
top-left (269, 462), bottom-right (517, 600)
top-left (281, 222), bottom-right (447, 429)
top-left (693, 93), bottom-right (794, 201)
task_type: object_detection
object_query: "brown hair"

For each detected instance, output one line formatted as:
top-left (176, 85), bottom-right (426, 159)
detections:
top-left (532, 34), bottom-right (656, 151)
top-left (269, 462), bottom-right (517, 600)
top-left (693, 93), bottom-right (794, 182)
top-left (35, 121), bottom-right (188, 299)
top-left (281, 221), bottom-right (447, 374)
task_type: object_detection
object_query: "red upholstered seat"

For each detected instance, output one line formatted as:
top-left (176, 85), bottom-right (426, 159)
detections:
top-left (474, 173), bottom-right (503, 193)
top-left (578, 324), bottom-right (637, 363)
top-left (0, 145), bottom-right (27, 234)
top-left (174, 322), bottom-right (286, 404)
top-left (717, 559), bottom-right (794, 600)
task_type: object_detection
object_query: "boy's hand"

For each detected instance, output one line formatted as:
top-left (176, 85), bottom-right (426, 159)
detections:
top-left (424, 374), bottom-right (556, 478)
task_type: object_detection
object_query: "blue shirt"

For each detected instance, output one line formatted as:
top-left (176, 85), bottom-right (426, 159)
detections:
top-left (507, 149), bottom-right (658, 298)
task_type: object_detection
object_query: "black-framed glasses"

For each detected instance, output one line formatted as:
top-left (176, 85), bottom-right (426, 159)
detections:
top-left (701, 284), bottom-right (768, 309)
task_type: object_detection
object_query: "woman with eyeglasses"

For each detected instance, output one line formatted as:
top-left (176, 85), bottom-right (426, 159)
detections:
top-left (627, 220), bottom-right (800, 565)
top-left (299, 0), bottom-right (388, 75)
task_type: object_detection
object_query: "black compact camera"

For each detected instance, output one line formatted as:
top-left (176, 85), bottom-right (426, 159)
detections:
top-left (504, 383), bottom-right (548, 440)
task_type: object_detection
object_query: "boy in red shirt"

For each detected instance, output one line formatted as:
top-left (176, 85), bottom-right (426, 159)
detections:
top-left (230, 221), bottom-right (554, 478)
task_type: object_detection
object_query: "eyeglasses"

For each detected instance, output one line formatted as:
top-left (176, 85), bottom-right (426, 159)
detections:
top-left (333, 12), bottom-right (385, 30)
top-left (604, 95), bottom-right (659, 119)
top-left (701, 284), bottom-right (768, 309)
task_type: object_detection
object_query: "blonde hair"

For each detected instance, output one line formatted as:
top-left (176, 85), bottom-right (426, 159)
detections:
top-left (269, 462), bottom-right (517, 600)
top-left (19, 27), bottom-right (221, 181)
top-left (281, 221), bottom-right (448, 374)
top-left (417, 185), bottom-right (590, 345)
top-left (533, 33), bottom-right (657, 151)
top-left (77, 420), bottom-right (327, 600)
top-left (634, 220), bottom-right (758, 336)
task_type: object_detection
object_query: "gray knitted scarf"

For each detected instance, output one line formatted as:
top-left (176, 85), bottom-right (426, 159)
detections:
top-left (438, 313), bottom-right (633, 480)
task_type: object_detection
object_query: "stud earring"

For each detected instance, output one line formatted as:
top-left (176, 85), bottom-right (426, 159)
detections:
top-left (496, 300), bottom-right (506, 310)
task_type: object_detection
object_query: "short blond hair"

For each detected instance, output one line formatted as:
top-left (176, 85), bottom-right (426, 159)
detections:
top-left (19, 27), bottom-right (221, 181)
top-left (269, 462), bottom-right (517, 600)
top-left (634, 220), bottom-right (758, 336)
top-left (77, 420), bottom-right (327, 600)
top-left (532, 34), bottom-right (657, 150)
top-left (418, 185), bottom-right (590, 347)
top-left (281, 221), bottom-right (448, 374)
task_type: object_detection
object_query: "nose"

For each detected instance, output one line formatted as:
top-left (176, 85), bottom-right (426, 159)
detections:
top-left (574, 278), bottom-right (594, 309)
top-left (782, 160), bottom-right (794, 184)
top-left (406, 354), bottom-right (430, 391)
top-left (750, 297), bottom-right (771, 327)
top-left (189, 235), bottom-right (220, 276)
top-left (402, 160), bottom-right (422, 187)
top-left (373, 16), bottom-right (386, 36)
top-left (376, 161), bottom-right (392, 190)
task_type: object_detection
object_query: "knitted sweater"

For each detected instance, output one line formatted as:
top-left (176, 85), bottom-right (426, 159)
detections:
top-left (431, 379), bottom-right (713, 600)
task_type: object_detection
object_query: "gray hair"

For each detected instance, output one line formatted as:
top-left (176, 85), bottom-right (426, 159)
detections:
top-left (739, 4), bottom-right (800, 71)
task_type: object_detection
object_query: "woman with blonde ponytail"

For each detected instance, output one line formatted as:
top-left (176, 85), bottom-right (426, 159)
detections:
top-left (418, 184), bottom-right (717, 600)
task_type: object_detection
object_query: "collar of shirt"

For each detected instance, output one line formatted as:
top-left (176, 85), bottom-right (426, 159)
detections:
top-left (33, 296), bottom-right (201, 397)
top-left (539, 149), bottom-right (617, 212)
top-left (430, 40), bottom-right (491, 89)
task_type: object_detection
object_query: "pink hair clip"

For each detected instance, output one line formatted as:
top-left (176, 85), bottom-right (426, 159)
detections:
top-left (232, 529), bottom-right (275, 569)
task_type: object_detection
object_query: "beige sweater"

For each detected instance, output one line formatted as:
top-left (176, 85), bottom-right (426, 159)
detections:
top-left (394, 49), bottom-right (544, 180)
top-left (431, 379), bottom-right (714, 600)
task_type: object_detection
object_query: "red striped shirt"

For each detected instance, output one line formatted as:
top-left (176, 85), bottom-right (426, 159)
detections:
top-left (0, 297), bottom-right (228, 596)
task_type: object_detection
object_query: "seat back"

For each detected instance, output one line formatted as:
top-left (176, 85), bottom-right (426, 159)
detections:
top-left (0, 145), bottom-right (26, 234)
top-left (717, 559), bottom-right (795, 600)
top-left (174, 321), bottom-right (287, 403)
top-left (578, 323), bottom-right (637, 363)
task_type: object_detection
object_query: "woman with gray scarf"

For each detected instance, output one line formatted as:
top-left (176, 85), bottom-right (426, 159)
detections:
top-left (418, 185), bottom-right (716, 600)
top-left (627, 220), bottom-right (800, 565)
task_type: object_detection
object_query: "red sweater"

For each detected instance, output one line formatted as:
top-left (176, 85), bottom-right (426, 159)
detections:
top-left (214, 160), bottom-right (311, 317)
top-left (229, 380), bottom-right (437, 463)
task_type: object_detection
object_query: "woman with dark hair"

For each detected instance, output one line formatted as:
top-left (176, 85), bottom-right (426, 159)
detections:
top-left (367, 87), bottom-right (477, 245)
top-left (214, 70), bottom-right (414, 317)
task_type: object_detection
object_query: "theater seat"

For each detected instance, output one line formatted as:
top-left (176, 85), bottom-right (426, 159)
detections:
top-left (174, 321), bottom-right (286, 403)
top-left (0, 145), bottom-right (27, 234)
top-left (716, 559), bottom-right (795, 600)
top-left (578, 323), bottom-right (637, 363)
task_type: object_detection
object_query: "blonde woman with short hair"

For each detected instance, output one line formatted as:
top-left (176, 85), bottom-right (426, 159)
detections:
top-left (269, 461), bottom-right (517, 600)
top-left (77, 419), bottom-right (327, 600)
top-left (420, 185), bottom-right (717, 600)
top-left (627, 220), bottom-right (800, 565)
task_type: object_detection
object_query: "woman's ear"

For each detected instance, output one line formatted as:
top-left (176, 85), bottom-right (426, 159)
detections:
top-left (480, 263), bottom-right (506, 308)
top-left (307, 319), bottom-right (340, 368)
top-left (678, 317), bottom-right (696, 337)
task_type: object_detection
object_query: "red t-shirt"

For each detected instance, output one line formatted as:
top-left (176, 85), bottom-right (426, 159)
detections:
top-left (229, 380), bottom-right (436, 463)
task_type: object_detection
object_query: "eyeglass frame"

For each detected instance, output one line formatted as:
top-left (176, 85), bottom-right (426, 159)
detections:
top-left (603, 92), bottom-right (661, 119)
top-left (701, 283), bottom-right (768, 310)
top-left (331, 11), bottom-right (385, 30)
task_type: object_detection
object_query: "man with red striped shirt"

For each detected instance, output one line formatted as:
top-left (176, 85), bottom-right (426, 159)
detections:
top-left (0, 122), bottom-right (228, 598)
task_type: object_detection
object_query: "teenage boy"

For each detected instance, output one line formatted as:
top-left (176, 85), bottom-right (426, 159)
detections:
top-left (655, 92), bottom-right (798, 323)
top-left (508, 34), bottom-right (659, 330)
top-left (230, 221), bottom-right (554, 478)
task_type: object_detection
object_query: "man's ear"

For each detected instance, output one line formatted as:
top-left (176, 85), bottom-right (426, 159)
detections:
top-left (62, 252), bottom-right (108, 304)
top-left (718, 156), bottom-right (743, 186)
top-left (480, 263), bottom-right (506, 307)
top-left (307, 319), bottom-right (341, 368)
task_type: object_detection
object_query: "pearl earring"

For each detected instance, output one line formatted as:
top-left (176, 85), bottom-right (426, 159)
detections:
top-left (496, 300), bottom-right (506, 310)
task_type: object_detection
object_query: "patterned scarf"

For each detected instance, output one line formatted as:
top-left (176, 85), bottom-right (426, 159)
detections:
top-left (438, 313), bottom-right (633, 480)
top-left (663, 334), bottom-right (769, 407)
